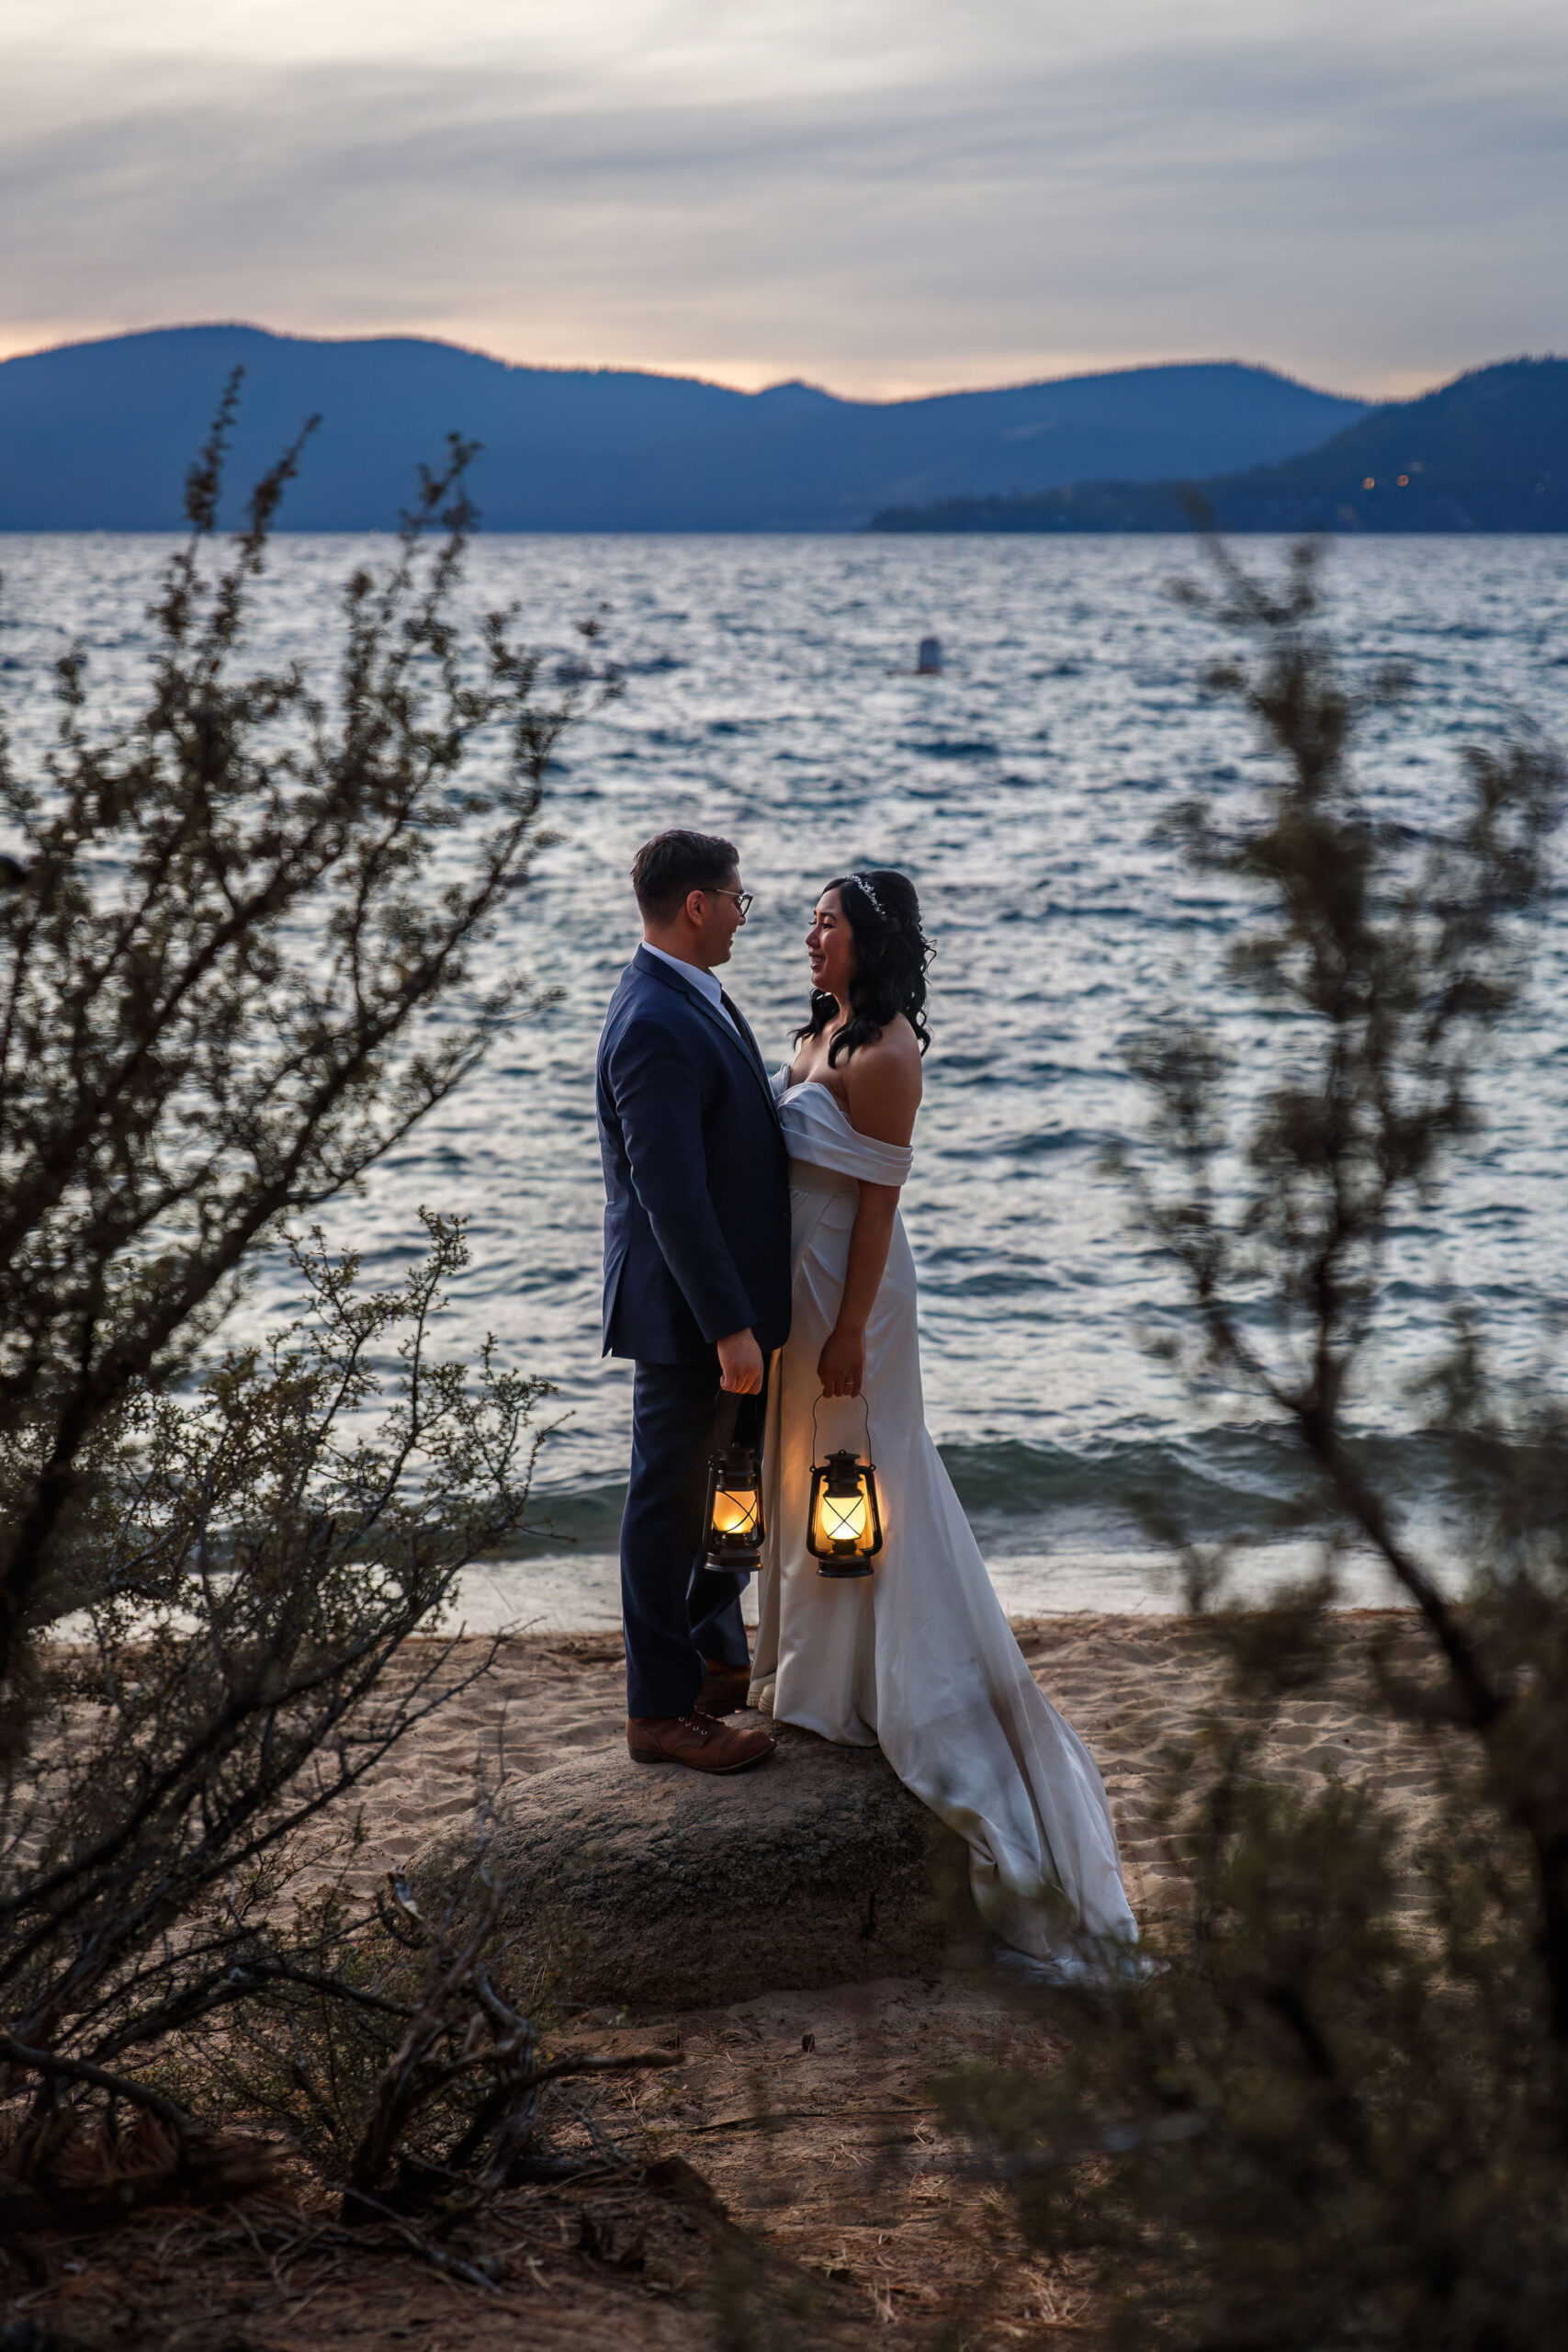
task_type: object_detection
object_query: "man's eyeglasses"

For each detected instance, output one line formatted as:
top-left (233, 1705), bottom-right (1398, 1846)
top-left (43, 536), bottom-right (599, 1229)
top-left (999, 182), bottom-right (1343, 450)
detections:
top-left (710, 887), bottom-right (753, 918)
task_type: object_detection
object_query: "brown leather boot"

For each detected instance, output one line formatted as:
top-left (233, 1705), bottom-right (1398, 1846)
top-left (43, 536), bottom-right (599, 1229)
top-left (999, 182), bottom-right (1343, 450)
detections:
top-left (626, 1711), bottom-right (774, 1772)
top-left (697, 1658), bottom-right (753, 1715)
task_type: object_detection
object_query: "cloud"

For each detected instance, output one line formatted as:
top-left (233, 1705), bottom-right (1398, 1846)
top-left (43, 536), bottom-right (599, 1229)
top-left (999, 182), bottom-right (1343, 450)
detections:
top-left (2, 2), bottom-right (1564, 394)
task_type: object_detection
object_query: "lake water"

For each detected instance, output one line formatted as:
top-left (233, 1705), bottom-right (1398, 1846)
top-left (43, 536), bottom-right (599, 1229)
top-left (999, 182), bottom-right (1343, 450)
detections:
top-left (5, 531), bottom-right (1568, 1623)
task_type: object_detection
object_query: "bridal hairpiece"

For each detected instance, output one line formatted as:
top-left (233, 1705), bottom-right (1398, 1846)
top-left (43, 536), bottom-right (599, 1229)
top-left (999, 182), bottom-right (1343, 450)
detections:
top-left (845, 870), bottom-right (938, 966)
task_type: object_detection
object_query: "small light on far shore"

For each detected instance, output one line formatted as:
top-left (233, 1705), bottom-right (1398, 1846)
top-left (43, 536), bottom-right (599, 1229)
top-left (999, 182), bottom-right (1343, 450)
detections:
top-left (1398, 474), bottom-right (1410, 486)
top-left (1363, 476), bottom-right (1376, 489)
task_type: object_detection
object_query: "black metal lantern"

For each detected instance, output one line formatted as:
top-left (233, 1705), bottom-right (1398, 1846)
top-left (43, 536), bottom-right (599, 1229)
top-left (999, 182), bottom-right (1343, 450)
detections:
top-left (703, 1442), bottom-right (765, 1571)
top-left (807, 1403), bottom-right (883, 1577)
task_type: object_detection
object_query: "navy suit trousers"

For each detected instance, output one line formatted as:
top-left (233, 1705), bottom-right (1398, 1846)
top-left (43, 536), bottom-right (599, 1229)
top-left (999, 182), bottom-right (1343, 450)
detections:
top-left (621, 1362), bottom-right (765, 1718)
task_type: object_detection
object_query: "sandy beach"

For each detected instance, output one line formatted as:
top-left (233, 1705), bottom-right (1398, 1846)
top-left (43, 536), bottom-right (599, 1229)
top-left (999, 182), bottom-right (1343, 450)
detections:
top-left (17, 1609), bottom-right (1444, 2350)
top-left (345, 1607), bottom-right (1436, 1919)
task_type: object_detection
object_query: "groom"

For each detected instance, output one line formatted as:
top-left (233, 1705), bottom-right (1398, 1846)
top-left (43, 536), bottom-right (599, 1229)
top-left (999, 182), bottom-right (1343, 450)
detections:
top-left (597, 831), bottom-right (792, 1772)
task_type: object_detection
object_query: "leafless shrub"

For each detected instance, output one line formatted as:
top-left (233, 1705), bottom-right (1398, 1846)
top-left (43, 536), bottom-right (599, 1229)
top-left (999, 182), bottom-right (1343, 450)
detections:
top-left (0, 392), bottom-right (642, 2244)
top-left (0, 370), bottom-right (611, 1694)
top-left (946, 540), bottom-right (1568, 2349)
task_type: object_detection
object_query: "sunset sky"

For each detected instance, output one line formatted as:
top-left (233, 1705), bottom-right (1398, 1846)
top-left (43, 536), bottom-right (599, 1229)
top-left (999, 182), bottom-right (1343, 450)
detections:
top-left (4, 0), bottom-right (1563, 398)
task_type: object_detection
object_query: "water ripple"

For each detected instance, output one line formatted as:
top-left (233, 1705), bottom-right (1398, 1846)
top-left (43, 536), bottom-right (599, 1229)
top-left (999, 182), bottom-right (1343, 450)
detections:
top-left (3, 531), bottom-right (1566, 1563)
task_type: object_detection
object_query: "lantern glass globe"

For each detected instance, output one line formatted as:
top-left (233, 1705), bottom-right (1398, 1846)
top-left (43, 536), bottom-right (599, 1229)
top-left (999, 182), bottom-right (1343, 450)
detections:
top-left (711, 1488), bottom-right (759, 1536)
top-left (816, 1484), bottom-right (869, 1546)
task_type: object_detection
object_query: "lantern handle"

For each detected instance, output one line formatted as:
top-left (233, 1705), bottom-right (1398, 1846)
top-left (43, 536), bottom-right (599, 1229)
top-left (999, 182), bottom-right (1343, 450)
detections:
top-left (810, 1393), bottom-right (874, 1463)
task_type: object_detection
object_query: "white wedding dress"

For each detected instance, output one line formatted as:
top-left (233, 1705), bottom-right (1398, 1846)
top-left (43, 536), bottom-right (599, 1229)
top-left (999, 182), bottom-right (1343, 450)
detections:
top-left (750, 1073), bottom-right (1137, 1964)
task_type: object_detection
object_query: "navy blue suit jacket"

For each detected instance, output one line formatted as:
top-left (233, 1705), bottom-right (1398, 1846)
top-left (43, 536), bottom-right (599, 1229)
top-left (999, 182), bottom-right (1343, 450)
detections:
top-left (597, 946), bottom-right (792, 1365)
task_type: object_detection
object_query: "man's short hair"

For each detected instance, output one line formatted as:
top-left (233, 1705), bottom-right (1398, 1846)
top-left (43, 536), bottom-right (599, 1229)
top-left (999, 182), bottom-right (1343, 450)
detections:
top-left (631, 830), bottom-right (739, 922)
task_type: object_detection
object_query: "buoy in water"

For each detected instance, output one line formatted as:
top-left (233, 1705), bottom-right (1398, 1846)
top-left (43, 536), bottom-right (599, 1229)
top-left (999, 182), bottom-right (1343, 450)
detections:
top-left (916, 636), bottom-right (942, 675)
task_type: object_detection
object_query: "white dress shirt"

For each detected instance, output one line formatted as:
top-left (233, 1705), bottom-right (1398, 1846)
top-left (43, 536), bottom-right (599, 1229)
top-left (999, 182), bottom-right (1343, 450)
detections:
top-left (640, 942), bottom-right (743, 1037)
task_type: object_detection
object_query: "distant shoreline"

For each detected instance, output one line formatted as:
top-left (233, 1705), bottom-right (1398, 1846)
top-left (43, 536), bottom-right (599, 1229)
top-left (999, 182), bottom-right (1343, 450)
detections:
top-left (871, 356), bottom-right (1568, 536)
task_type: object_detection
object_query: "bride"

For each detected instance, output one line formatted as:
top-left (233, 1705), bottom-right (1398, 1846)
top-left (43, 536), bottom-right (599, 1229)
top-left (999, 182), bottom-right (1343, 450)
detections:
top-left (749, 869), bottom-right (1137, 1966)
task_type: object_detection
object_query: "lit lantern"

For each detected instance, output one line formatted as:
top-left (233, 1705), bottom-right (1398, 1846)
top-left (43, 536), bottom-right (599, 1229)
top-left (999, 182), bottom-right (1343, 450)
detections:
top-left (703, 1443), bottom-right (765, 1571)
top-left (807, 1446), bottom-right (884, 1577)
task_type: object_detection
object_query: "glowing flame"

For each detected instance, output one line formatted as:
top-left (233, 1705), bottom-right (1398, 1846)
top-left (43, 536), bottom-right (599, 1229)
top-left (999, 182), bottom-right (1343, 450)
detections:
top-left (818, 1485), bottom-right (869, 1545)
top-left (711, 1488), bottom-right (758, 1536)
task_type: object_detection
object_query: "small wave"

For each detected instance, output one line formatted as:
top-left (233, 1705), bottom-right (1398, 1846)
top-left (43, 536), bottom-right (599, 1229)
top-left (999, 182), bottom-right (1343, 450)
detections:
top-left (503, 1480), bottom-right (626, 1555)
top-left (906, 738), bottom-right (1000, 759)
top-left (999, 1126), bottom-right (1104, 1159)
top-left (942, 1426), bottom-right (1471, 1550)
top-left (502, 1428), bottom-right (1471, 1559)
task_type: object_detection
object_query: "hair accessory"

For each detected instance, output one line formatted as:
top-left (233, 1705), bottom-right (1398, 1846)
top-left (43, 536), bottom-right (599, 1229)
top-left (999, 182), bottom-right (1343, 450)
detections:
top-left (848, 872), bottom-right (887, 921)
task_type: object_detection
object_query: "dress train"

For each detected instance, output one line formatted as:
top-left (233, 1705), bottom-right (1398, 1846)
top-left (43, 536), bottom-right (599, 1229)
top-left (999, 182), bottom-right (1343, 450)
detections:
top-left (750, 1076), bottom-right (1136, 1961)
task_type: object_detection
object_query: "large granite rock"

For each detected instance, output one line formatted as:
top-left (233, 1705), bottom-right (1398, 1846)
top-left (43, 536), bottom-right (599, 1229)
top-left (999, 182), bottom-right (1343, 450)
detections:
top-left (418, 1718), bottom-right (974, 2015)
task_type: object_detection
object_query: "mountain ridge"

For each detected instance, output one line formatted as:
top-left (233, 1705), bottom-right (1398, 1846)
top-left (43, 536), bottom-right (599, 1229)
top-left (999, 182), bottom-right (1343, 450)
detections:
top-left (2, 323), bottom-right (1368, 409)
top-left (0, 322), bottom-right (1370, 532)
top-left (869, 357), bottom-right (1568, 534)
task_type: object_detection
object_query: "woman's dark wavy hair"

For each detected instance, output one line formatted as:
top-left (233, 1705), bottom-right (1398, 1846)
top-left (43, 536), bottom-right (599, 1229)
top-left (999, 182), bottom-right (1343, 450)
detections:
top-left (795, 869), bottom-right (934, 1066)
